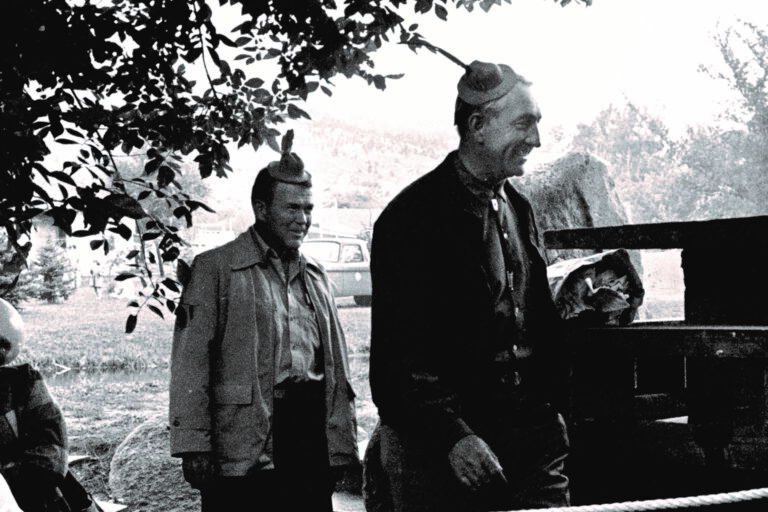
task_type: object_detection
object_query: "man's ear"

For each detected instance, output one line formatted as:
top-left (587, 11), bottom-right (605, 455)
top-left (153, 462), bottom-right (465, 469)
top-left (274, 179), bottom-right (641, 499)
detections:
top-left (467, 111), bottom-right (485, 144)
top-left (253, 200), bottom-right (267, 222)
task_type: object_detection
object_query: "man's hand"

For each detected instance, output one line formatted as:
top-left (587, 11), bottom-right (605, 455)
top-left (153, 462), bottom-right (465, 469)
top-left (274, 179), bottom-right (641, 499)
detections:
top-left (448, 435), bottom-right (507, 491)
top-left (181, 452), bottom-right (216, 489)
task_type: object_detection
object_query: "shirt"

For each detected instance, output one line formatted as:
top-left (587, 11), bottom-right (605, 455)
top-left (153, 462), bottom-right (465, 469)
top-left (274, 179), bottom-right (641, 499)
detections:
top-left (454, 156), bottom-right (535, 384)
top-left (250, 228), bottom-right (324, 385)
top-left (453, 156), bottom-right (531, 322)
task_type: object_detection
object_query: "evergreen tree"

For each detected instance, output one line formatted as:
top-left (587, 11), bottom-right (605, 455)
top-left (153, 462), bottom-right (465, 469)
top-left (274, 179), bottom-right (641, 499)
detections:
top-left (31, 237), bottom-right (76, 304)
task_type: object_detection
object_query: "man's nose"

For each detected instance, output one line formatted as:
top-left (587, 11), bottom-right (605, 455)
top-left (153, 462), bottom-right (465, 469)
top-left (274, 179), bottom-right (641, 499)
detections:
top-left (526, 125), bottom-right (541, 147)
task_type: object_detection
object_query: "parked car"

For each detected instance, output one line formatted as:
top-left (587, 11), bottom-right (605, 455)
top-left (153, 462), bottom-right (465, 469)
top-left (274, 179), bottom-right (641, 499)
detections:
top-left (302, 237), bottom-right (372, 306)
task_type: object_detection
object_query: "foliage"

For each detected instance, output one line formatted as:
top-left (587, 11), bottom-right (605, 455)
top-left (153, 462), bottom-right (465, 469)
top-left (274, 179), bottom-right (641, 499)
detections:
top-left (569, 102), bottom-right (684, 222)
top-left (0, 231), bottom-right (36, 308)
top-left (690, 20), bottom-right (768, 216)
top-left (569, 21), bottom-right (768, 224)
top-left (1, 0), bottom-right (591, 327)
top-left (28, 236), bottom-right (76, 303)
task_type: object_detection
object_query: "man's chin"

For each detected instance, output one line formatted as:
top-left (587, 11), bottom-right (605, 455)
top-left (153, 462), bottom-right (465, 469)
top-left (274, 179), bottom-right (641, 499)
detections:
top-left (286, 237), bottom-right (306, 250)
top-left (285, 241), bottom-right (303, 250)
top-left (505, 165), bottom-right (525, 178)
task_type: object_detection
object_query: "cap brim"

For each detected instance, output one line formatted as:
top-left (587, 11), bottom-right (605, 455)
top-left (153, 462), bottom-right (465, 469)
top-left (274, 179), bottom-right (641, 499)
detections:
top-left (266, 157), bottom-right (312, 184)
top-left (457, 64), bottom-right (519, 106)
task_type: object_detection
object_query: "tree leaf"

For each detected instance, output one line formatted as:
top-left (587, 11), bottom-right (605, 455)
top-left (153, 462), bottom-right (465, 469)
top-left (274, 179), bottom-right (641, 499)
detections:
top-left (109, 223), bottom-right (133, 241)
top-left (51, 171), bottom-right (77, 186)
top-left (162, 278), bottom-right (180, 293)
top-left (142, 231), bottom-right (162, 241)
top-left (147, 304), bottom-right (164, 319)
top-left (104, 193), bottom-right (146, 219)
top-left (287, 103), bottom-right (311, 120)
top-left (186, 200), bottom-right (215, 213)
top-left (125, 314), bottom-right (137, 334)
top-left (244, 77), bottom-right (264, 88)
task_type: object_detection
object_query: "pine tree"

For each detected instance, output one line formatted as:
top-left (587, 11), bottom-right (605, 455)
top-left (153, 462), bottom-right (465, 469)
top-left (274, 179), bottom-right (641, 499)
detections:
top-left (31, 237), bottom-right (76, 304)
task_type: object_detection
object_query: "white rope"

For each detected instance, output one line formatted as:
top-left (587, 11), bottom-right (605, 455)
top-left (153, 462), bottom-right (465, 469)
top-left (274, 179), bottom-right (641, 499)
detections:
top-left (506, 487), bottom-right (768, 512)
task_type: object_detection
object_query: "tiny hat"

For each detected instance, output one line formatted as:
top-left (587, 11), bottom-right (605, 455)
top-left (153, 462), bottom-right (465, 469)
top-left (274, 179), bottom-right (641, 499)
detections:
top-left (457, 61), bottom-right (522, 106)
top-left (266, 129), bottom-right (312, 185)
top-left (0, 298), bottom-right (24, 365)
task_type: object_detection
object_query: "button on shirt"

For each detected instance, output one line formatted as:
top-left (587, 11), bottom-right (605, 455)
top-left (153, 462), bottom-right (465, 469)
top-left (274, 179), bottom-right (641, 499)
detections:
top-left (454, 156), bottom-right (535, 387)
top-left (453, 156), bottom-right (531, 326)
top-left (251, 228), bottom-right (324, 386)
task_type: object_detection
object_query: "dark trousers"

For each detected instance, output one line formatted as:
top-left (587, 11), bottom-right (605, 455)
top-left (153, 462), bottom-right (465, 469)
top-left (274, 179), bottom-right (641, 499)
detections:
top-left (201, 381), bottom-right (333, 512)
top-left (378, 403), bottom-right (570, 512)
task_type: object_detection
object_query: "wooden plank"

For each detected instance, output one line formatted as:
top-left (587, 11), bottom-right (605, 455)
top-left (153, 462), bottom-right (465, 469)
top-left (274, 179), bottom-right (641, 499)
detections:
top-left (544, 215), bottom-right (768, 250)
top-left (575, 325), bottom-right (768, 358)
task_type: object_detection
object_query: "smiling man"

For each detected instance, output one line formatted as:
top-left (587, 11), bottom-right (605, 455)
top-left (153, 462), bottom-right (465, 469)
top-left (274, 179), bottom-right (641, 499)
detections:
top-left (368, 61), bottom-right (570, 511)
top-left (169, 139), bottom-right (358, 512)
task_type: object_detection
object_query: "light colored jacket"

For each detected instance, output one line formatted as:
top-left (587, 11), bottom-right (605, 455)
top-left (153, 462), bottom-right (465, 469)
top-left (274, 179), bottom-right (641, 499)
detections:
top-left (169, 228), bottom-right (358, 476)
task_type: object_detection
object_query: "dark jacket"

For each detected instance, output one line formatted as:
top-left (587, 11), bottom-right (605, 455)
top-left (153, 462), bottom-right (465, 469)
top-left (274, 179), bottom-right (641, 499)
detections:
top-left (369, 152), bottom-right (567, 455)
top-left (0, 364), bottom-right (68, 511)
top-left (169, 228), bottom-right (359, 475)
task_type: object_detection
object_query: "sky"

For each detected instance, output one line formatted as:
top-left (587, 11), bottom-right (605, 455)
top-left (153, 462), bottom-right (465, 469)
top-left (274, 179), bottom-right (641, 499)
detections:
top-left (203, 0), bottom-right (768, 213)
top-left (301, 0), bottom-right (767, 138)
top-left (49, 0), bottom-right (768, 212)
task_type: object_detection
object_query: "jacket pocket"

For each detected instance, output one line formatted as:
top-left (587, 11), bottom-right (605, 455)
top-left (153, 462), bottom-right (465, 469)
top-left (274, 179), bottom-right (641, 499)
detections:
top-left (213, 384), bottom-right (252, 404)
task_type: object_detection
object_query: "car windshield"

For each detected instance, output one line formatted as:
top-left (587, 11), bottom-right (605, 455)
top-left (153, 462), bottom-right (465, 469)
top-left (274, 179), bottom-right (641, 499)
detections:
top-left (302, 241), bottom-right (340, 262)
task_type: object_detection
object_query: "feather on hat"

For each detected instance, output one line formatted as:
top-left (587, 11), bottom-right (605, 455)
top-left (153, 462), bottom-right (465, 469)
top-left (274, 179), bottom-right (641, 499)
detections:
top-left (266, 130), bottom-right (312, 185)
top-left (406, 38), bottom-right (524, 105)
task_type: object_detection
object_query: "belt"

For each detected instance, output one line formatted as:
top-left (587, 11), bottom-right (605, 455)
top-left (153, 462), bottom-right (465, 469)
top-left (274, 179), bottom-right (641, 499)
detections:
top-left (273, 379), bottom-right (324, 400)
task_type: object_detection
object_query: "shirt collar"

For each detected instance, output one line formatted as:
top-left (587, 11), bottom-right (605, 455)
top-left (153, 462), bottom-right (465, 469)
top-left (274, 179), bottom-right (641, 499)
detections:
top-left (453, 154), bottom-right (509, 216)
top-left (249, 225), bottom-right (278, 262)
top-left (249, 225), bottom-right (305, 277)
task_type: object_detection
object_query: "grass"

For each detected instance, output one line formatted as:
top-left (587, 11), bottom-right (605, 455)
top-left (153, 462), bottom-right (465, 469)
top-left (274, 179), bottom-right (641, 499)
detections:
top-left (19, 288), bottom-right (172, 372)
top-left (12, 250), bottom-right (685, 507)
top-left (13, 288), bottom-right (375, 507)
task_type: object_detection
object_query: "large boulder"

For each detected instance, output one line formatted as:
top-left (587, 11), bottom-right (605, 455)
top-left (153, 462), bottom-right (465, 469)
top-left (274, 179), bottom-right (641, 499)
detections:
top-left (515, 152), bottom-right (632, 266)
top-left (109, 413), bottom-right (200, 512)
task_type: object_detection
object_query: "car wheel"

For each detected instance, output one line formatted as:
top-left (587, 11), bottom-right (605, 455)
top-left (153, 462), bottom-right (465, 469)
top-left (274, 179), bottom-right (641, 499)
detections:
top-left (354, 295), bottom-right (372, 307)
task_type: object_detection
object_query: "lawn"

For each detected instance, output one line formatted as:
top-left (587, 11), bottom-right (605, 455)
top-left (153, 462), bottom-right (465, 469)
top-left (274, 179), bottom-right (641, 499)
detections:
top-left (15, 288), bottom-right (374, 506)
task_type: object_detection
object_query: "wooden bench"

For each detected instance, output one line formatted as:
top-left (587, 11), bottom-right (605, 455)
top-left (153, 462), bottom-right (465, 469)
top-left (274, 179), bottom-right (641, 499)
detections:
top-left (544, 215), bottom-right (768, 504)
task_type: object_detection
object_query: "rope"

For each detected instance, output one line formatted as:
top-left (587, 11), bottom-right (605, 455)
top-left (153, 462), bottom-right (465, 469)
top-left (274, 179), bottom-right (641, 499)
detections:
top-left (506, 487), bottom-right (768, 512)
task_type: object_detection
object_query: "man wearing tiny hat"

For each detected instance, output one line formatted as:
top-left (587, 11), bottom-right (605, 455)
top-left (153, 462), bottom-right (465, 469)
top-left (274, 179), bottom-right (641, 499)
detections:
top-left (0, 298), bottom-right (69, 511)
top-left (169, 133), bottom-right (358, 512)
top-left (368, 57), bottom-right (570, 510)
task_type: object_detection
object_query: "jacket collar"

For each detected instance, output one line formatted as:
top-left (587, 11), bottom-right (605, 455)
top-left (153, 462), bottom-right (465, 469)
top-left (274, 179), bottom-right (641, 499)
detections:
top-left (229, 225), bottom-right (322, 274)
top-left (438, 151), bottom-right (523, 220)
top-left (230, 227), bottom-right (266, 271)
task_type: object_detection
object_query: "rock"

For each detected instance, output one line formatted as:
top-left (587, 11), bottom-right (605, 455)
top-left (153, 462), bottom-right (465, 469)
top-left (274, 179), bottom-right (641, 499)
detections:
top-left (109, 415), bottom-right (369, 509)
top-left (109, 413), bottom-right (199, 512)
top-left (516, 152), bottom-right (633, 266)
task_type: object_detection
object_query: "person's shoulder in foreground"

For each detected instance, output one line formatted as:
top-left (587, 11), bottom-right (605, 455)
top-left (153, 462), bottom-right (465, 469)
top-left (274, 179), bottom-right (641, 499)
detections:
top-left (0, 298), bottom-right (69, 512)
